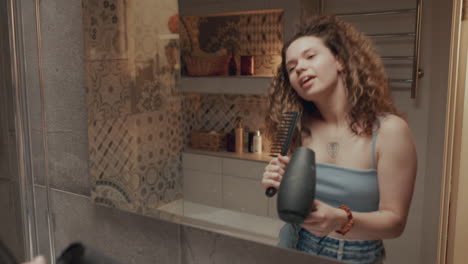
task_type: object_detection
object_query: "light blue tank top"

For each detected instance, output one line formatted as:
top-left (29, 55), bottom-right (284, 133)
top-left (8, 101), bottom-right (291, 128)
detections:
top-left (315, 116), bottom-right (384, 213)
top-left (277, 116), bottom-right (385, 249)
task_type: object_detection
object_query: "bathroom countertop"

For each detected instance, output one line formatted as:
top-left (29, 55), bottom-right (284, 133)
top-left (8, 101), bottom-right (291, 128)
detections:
top-left (184, 148), bottom-right (273, 163)
top-left (156, 199), bottom-right (283, 246)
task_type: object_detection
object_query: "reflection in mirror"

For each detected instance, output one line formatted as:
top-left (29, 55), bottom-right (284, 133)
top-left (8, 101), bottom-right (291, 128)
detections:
top-left (83, 0), bottom-right (184, 218)
top-left (179, 9), bottom-right (283, 77)
top-left (82, 0), bottom-right (446, 263)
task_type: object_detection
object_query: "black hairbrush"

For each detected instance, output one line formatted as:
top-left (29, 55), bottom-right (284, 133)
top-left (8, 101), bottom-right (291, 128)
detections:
top-left (265, 111), bottom-right (299, 197)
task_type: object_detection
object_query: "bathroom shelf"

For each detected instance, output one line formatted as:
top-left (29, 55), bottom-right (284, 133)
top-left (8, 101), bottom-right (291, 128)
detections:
top-left (184, 148), bottom-right (271, 163)
top-left (180, 76), bottom-right (271, 95)
top-left (334, 8), bottom-right (416, 18)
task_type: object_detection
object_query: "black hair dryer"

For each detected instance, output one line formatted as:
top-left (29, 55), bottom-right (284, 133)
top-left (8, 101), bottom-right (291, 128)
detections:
top-left (277, 146), bottom-right (317, 224)
top-left (0, 241), bottom-right (121, 264)
top-left (57, 243), bottom-right (122, 264)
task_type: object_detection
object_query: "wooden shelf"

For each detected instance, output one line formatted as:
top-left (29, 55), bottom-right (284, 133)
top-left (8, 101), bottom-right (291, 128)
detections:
top-left (180, 76), bottom-right (272, 95)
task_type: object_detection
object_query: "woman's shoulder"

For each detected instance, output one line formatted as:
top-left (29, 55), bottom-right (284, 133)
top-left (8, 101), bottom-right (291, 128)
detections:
top-left (377, 114), bottom-right (415, 150)
top-left (378, 114), bottom-right (411, 136)
top-left (375, 114), bottom-right (417, 172)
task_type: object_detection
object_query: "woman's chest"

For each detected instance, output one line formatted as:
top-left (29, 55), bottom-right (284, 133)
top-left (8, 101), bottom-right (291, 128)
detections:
top-left (302, 131), bottom-right (375, 170)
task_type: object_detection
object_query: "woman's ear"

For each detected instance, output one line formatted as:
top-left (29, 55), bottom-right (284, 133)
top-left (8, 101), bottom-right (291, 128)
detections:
top-left (336, 58), bottom-right (344, 72)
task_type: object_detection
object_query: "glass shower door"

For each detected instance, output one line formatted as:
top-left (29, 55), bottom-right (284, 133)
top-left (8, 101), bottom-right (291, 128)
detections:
top-left (1, 0), bottom-right (55, 262)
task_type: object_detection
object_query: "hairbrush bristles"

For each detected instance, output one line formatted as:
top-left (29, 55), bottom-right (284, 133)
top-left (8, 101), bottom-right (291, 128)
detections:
top-left (269, 112), bottom-right (299, 157)
top-left (266, 112), bottom-right (299, 197)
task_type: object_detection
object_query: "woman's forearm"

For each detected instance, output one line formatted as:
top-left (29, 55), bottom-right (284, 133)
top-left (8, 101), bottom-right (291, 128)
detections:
top-left (332, 209), bottom-right (406, 240)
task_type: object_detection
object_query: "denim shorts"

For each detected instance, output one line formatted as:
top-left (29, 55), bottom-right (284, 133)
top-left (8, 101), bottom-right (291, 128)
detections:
top-left (296, 228), bottom-right (385, 264)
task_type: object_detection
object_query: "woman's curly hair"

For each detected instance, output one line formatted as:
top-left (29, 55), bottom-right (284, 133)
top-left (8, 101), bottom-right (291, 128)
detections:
top-left (265, 15), bottom-right (402, 151)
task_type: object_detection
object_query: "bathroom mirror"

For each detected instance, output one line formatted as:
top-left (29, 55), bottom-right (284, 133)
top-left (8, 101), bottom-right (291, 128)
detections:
top-left (82, 0), bottom-right (450, 263)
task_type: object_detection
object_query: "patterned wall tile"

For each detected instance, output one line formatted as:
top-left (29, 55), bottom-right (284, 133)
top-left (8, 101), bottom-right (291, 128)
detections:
top-left (180, 10), bottom-right (283, 77)
top-left (127, 111), bottom-right (181, 170)
top-left (85, 59), bottom-right (132, 123)
top-left (182, 94), bottom-right (272, 152)
top-left (183, 94), bottom-right (268, 133)
top-left (198, 95), bottom-right (239, 132)
top-left (133, 57), bottom-right (181, 114)
top-left (133, 61), bottom-right (165, 113)
top-left (84, 0), bottom-right (183, 217)
top-left (126, 0), bottom-right (179, 62)
top-left (155, 38), bottom-right (181, 92)
top-left (89, 116), bottom-right (139, 212)
top-left (182, 94), bottom-right (202, 146)
top-left (89, 110), bottom-right (184, 215)
top-left (239, 11), bottom-right (284, 55)
top-left (126, 111), bottom-right (183, 214)
top-left (82, 0), bottom-right (128, 60)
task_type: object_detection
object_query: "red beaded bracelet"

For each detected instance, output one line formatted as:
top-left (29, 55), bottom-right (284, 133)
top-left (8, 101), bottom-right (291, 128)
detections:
top-left (336, 205), bottom-right (355, 235)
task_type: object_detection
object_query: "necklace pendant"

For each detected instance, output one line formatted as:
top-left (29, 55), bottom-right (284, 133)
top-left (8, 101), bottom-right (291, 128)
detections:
top-left (327, 142), bottom-right (339, 159)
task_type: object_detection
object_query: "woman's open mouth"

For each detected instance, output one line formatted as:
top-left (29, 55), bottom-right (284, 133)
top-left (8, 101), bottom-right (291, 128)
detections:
top-left (300, 75), bottom-right (315, 88)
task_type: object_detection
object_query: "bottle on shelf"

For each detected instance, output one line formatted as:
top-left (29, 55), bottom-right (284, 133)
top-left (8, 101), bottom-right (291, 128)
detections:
top-left (228, 53), bottom-right (237, 76)
top-left (235, 117), bottom-right (243, 154)
top-left (226, 129), bottom-right (236, 152)
top-left (253, 130), bottom-right (262, 153)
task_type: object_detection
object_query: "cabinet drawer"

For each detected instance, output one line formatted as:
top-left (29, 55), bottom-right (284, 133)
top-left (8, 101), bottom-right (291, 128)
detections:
top-left (222, 175), bottom-right (268, 217)
top-left (222, 158), bottom-right (267, 180)
top-left (182, 153), bottom-right (222, 174)
top-left (183, 168), bottom-right (222, 207)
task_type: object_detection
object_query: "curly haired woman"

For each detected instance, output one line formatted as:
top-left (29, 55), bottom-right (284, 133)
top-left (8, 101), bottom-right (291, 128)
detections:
top-left (261, 15), bottom-right (417, 264)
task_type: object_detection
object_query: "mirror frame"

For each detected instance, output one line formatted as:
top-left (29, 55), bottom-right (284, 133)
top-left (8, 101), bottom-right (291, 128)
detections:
top-left (5, 0), bottom-right (466, 262)
top-left (438, 0), bottom-right (467, 262)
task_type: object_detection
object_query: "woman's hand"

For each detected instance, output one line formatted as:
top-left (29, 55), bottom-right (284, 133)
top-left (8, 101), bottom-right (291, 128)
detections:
top-left (261, 155), bottom-right (290, 190)
top-left (301, 200), bottom-right (348, 237)
top-left (22, 256), bottom-right (46, 264)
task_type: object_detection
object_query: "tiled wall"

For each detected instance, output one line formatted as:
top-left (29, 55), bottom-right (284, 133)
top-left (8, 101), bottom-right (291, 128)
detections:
top-left (183, 93), bottom-right (271, 151)
top-left (184, 94), bottom-right (267, 133)
top-left (82, 0), bottom-right (184, 214)
top-left (81, 0), bottom-right (277, 222)
top-left (180, 10), bottom-right (283, 77)
top-left (82, 0), bottom-right (277, 223)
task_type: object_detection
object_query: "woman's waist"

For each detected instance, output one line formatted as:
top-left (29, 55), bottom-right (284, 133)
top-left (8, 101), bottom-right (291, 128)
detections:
top-left (299, 228), bottom-right (383, 251)
top-left (314, 194), bottom-right (379, 213)
top-left (326, 231), bottom-right (376, 241)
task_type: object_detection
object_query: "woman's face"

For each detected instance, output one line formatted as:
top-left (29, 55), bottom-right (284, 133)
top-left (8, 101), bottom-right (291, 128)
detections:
top-left (285, 36), bottom-right (343, 101)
